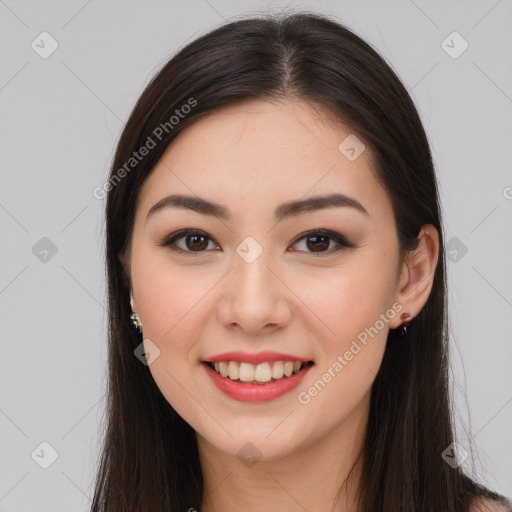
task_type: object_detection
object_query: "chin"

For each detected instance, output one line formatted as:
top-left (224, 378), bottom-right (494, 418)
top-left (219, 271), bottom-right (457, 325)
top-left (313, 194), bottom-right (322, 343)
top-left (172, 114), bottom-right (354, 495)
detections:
top-left (198, 427), bottom-right (305, 463)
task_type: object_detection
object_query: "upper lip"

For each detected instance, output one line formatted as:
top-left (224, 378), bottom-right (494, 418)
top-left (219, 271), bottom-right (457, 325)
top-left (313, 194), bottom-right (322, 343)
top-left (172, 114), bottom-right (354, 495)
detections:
top-left (203, 351), bottom-right (313, 365)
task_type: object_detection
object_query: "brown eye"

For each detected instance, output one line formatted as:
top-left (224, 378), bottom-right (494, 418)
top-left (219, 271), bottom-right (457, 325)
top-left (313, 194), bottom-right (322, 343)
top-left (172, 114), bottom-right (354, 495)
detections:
top-left (289, 229), bottom-right (354, 255)
top-left (159, 229), bottom-right (218, 254)
top-left (185, 234), bottom-right (209, 251)
top-left (305, 235), bottom-right (330, 252)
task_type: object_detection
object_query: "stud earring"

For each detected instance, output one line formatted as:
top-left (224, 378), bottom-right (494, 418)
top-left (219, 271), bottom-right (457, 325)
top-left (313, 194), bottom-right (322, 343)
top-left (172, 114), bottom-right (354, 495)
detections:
top-left (130, 311), bottom-right (142, 332)
top-left (396, 312), bottom-right (412, 336)
top-left (129, 296), bottom-right (142, 332)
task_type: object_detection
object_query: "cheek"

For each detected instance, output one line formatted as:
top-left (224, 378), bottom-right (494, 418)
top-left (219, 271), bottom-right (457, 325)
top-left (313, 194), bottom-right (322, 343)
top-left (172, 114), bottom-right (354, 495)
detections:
top-left (132, 263), bottom-right (213, 418)
top-left (295, 277), bottom-right (390, 414)
top-left (290, 263), bottom-right (394, 400)
top-left (292, 264), bottom-right (393, 343)
top-left (138, 275), bottom-right (198, 343)
top-left (132, 246), bottom-right (217, 348)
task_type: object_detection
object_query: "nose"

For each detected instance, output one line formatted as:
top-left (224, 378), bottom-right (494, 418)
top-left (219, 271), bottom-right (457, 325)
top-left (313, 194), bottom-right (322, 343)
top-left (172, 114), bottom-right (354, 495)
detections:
top-left (215, 249), bottom-right (292, 335)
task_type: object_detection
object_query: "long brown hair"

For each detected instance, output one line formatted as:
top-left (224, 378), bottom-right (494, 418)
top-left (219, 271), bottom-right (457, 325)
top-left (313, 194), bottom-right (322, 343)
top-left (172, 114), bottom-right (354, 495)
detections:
top-left (91, 12), bottom-right (510, 511)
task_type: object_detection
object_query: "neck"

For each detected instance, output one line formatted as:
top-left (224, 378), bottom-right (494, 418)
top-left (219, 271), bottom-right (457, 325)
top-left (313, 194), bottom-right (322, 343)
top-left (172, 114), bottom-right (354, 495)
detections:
top-left (198, 391), bottom-right (369, 512)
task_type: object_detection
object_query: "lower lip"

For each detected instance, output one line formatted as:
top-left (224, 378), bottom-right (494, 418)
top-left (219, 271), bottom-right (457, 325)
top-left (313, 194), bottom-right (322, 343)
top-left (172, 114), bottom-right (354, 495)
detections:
top-left (202, 362), bottom-right (314, 403)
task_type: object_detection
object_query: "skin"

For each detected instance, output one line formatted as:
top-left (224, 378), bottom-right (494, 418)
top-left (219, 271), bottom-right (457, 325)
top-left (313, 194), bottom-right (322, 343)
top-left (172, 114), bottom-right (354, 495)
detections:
top-left (127, 98), bottom-right (439, 512)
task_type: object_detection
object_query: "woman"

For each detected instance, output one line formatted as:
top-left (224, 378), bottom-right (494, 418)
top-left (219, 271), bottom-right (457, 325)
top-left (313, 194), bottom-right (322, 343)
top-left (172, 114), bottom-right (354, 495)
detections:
top-left (91, 11), bottom-right (511, 512)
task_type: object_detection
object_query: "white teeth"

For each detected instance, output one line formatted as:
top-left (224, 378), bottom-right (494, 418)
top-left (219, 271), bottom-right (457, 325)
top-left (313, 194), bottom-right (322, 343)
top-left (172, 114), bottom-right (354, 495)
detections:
top-left (239, 362), bottom-right (254, 382)
top-left (254, 362), bottom-right (272, 382)
top-left (209, 360), bottom-right (308, 383)
top-left (228, 361), bottom-right (239, 380)
top-left (283, 361), bottom-right (294, 377)
top-left (219, 361), bottom-right (229, 377)
top-left (272, 361), bottom-right (284, 379)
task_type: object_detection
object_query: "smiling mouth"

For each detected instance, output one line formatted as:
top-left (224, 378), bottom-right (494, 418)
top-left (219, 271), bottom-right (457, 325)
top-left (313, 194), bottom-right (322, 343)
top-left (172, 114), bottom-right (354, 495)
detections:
top-left (203, 360), bottom-right (314, 385)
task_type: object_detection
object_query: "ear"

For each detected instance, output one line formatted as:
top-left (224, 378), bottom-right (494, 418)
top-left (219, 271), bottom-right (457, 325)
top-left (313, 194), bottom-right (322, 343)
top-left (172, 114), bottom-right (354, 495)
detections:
top-left (390, 224), bottom-right (439, 329)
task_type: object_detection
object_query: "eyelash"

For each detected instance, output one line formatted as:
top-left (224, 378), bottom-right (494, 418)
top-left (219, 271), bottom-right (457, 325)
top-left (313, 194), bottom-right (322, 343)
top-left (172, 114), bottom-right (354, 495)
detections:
top-left (158, 228), bottom-right (355, 256)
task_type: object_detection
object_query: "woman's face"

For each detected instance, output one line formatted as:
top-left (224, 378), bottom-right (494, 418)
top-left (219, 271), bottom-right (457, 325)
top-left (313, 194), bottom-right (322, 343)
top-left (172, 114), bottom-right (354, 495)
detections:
top-left (128, 98), bottom-right (407, 461)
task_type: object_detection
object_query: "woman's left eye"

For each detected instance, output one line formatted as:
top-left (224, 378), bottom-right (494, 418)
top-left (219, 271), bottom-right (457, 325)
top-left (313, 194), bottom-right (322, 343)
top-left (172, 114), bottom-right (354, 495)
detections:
top-left (158, 229), bottom-right (354, 255)
top-left (289, 230), bottom-right (355, 254)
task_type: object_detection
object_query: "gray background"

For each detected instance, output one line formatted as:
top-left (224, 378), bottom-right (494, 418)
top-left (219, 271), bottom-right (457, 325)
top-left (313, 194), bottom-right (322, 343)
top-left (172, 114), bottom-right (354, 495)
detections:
top-left (1, 0), bottom-right (511, 510)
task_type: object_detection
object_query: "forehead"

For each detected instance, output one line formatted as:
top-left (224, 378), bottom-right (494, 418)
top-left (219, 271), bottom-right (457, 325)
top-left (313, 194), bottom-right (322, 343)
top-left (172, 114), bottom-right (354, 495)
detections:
top-left (136, 98), bottom-right (392, 223)
top-left (165, 98), bottom-right (363, 169)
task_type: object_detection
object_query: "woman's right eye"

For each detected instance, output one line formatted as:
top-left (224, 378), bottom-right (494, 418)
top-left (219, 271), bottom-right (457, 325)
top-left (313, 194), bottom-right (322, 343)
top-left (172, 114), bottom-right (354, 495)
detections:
top-left (158, 229), bottom-right (219, 255)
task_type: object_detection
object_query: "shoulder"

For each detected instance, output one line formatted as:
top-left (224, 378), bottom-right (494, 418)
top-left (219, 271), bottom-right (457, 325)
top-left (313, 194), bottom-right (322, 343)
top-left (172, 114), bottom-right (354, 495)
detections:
top-left (470, 497), bottom-right (512, 512)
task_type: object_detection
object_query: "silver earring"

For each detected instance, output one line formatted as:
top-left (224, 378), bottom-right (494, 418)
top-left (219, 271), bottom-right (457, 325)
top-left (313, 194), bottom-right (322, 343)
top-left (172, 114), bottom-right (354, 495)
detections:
top-left (130, 311), bottom-right (142, 332)
top-left (130, 294), bottom-right (142, 332)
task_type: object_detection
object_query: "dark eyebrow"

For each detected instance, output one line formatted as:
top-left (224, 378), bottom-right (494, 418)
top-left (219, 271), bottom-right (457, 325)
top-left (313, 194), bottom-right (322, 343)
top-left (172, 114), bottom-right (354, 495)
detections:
top-left (146, 193), bottom-right (369, 223)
